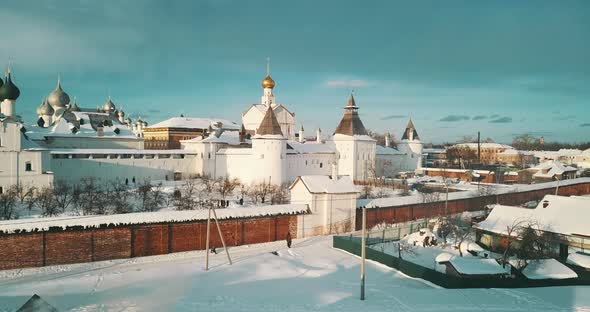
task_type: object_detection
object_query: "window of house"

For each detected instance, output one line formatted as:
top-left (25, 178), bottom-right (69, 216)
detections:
top-left (25, 162), bottom-right (32, 171)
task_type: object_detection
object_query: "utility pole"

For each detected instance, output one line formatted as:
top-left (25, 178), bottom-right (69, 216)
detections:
top-left (205, 205), bottom-right (233, 271)
top-left (360, 206), bottom-right (367, 301)
top-left (555, 176), bottom-right (560, 196)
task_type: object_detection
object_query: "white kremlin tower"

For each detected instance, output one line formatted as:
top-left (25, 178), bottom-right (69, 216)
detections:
top-left (397, 119), bottom-right (423, 170)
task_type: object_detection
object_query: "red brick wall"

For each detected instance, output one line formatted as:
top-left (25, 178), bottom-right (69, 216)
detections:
top-left (45, 231), bottom-right (93, 266)
top-left (357, 182), bottom-right (590, 230)
top-left (0, 214), bottom-right (299, 271)
top-left (93, 228), bottom-right (131, 261)
top-left (0, 233), bottom-right (44, 270)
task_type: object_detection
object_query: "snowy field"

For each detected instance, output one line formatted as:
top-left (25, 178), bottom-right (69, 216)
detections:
top-left (1, 236), bottom-right (589, 311)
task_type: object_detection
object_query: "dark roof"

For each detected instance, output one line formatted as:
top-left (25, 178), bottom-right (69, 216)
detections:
top-left (16, 294), bottom-right (58, 312)
top-left (0, 72), bottom-right (20, 101)
top-left (334, 95), bottom-right (368, 136)
top-left (401, 119), bottom-right (420, 141)
top-left (257, 106), bottom-right (283, 136)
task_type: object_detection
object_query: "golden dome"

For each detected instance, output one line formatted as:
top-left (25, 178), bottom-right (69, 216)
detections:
top-left (261, 75), bottom-right (275, 89)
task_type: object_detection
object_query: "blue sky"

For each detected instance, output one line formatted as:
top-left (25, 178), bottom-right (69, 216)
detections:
top-left (2, 0), bottom-right (589, 143)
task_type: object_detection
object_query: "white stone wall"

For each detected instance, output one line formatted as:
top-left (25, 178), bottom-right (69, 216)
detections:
top-left (398, 140), bottom-right (423, 171)
top-left (375, 153), bottom-right (407, 178)
top-left (32, 136), bottom-right (144, 149)
top-left (286, 153), bottom-right (335, 183)
top-left (50, 153), bottom-right (197, 184)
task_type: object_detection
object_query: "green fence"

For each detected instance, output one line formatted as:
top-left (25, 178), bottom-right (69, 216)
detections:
top-left (333, 235), bottom-right (589, 288)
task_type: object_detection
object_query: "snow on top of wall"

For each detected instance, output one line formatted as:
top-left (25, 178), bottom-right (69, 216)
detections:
top-left (475, 194), bottom-right (590, 237)
top-left (567, 252), bottom-right (590, 269)
top-left (288, 142), bottom-right (336, 154)
top-left (423, 168), bottom-right (492, 174)
top-left (292, 175), bottom-right (359, 194)
top-left (147, 117), bottom-right (239, 130)
top-left (359, 178), bottom-right (590, 209)
top-left (0, 204), bottom-right (308, 234)
top-left (49, 148), bottom-right (192, 155)
top-left (182, 130), bottom-right (242, 145)
top-left (451, 143), bottom-right (514, 149)
top-left (27, 114), bottom-right (138, 140)
top-left (449, 257), bottom-right (507, 276)
top-left (511, 259), bottom-right (578, 280)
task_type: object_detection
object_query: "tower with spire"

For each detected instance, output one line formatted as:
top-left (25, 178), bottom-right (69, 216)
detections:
top-left (330, 94), bottom-right (376, 182)
top-left (397, 118), bottom-right (423, 170)
top-left (252, 105), bottom-right (287, 185)
top-left (261, 57), bottom-right (276, 107)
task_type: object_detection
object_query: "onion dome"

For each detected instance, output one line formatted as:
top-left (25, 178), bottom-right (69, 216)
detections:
top-left (117, 109), bottom-right (125, 117)
top-left (0, 69), bottom-right (21, 101)
top-left (69, 97), bottom-right (80, 112)
top-left (261, 75), bottom-right (275, 89)
top-left (36, 98), bottom-right (54, 116)
top-left (47, 76), bottom-right (70, 108)
top-left (136, 117), bottom-right (143, 125)
top-left (103, 96), bottom-right (116, 112)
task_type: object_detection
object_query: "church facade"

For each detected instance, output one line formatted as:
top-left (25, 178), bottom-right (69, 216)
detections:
top-left (0, 65), bottom-right (423, 192)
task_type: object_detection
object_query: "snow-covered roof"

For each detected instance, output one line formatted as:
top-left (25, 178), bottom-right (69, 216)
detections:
top-left (511, 259), bottom-right (578, 280)
top-left (27, 114), bottom-right (138, 140)
top-left (375, 145), bottom-right (405, 155)
top-left (567, 252), bottom-right (590, 269)
top-left (475, 195), bottom-right (590, 237)
top-left (449, 257), bottom-right (507, 276)
top-left (331, 133), bottom-right (375, 142)
top-left (435, 252), bottom-right (454, 263)
top-left (147, 117), bottom-right (239, 130)
top-left (452, 143), bottom-right (514, 149)
top-left (182, 129), bottom-right (241, 145)
top-left (531, 161), bottom-right (577, 178)
top-left (0, 204), bottom-right (308, 234)
top-left (423, 168), bottom-right (492, 175)
top-left (288, 142), bottom-right (336, 154)
top-left (49, 148), bottom-right (193, 155)
top-left (290, 175), bottom-right (359, 194)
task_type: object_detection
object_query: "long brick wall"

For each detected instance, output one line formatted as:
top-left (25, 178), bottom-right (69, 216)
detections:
top-left (0, 215), bottom-right (298, 271)
top-left (356, 182), bottom-right (590, 230)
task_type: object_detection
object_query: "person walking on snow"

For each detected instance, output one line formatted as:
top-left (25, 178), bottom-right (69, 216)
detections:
top-left (286, 232), bottom-right (292, 248)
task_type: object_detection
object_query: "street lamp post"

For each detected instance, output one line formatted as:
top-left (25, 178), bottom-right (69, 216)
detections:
top-left (360, 206), bottom-right (367, 301)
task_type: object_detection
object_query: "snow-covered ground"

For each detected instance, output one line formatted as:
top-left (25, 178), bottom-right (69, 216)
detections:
top-left (1, 236), bottom-right (589, 311)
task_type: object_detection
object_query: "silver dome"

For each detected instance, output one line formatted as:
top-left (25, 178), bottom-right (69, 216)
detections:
top-left (104, 97), bottom-right (116, 112)
top-left (47, 78), bottom-right (70, 108)
top-left (36, 98), bottom-right (54, 116)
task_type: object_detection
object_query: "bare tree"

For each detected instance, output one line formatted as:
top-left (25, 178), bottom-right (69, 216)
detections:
top-left (501, 219), bottom-right (529, 267)
top-left (250, 180), bottom-right (273, 204)
top-left (36, 186), bottom-right (59, 217)
top-left (361, 184), bottom-right (373, 199)
top-left (176, 179), bottom-right (198, 210)
top-left (150, 182), bottom-right (165, 211)
top-left (201, 174), bottom-right (216, 194)
top-left (78, 177), bottom-right (102, 215)
top-left (136, 180), bottom-right (158, 212)
top-left (109, 181), bottom-right (133, 214)
top-left (53, 180), bottom-right (74, 214)
top-left (216, 177), bottom-right (240, 202)
top-left (0, 186), bottom-right (19, 220)
top-left (448, 215), bottom-right (473, 257)
top-left (271, 183), bottom-right (290, 205)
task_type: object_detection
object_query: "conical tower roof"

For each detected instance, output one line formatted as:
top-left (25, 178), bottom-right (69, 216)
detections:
top-left (257, 106), bottom-right (283, 136)
top-left (334, 94), bottom-right (367, 136)
top-left (401, 118), bottom-right (420, 141)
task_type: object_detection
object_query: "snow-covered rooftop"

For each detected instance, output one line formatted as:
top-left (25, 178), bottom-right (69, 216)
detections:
top-left (27, 113), bottom-right (138, 140)
top-left (182, 129), bottom-right (242, 145)
top-left (567, 252), bottom-right (590, 269)
top-left (49, 148), bottom-right (193, 155)
top-left (0, 204), bottom-right (308, 234)
top-left (531, 161), bottom-right (577, 178)
top-left (288, 142), bottom-right (336, 154)
top-left (449, 257), bottom-right (507, 276)
top-left (290, 175), bottom-right (359, 194)
top-left (452, 143), bottom-right (514, 149)
top-left (475, 195), bottom-right (590, 237)
top-left (147, 117), bottom-right (239, 130)
top-left (512, 259), bottom-right (578, 280)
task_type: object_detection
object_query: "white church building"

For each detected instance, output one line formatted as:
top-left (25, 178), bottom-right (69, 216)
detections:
top-left (0, 65), bottom-right (423, 192)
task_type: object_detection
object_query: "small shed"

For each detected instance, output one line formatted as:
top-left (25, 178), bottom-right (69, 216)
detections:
top-left (290, 175), bottom-right (359, 236)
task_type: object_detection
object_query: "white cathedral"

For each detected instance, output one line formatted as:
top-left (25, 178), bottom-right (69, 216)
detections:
top-left (0, 65), bottom-right (423, 192)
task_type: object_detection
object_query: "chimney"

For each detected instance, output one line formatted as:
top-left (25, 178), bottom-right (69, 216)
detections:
top-left (316, 128), bottom-right (322, 143)
top-left (97, 125), bottom-right (104, 137)
top-left (385, 132), bottom-right (390, 147)
top-left (299, 125), bottom-right (304, 143)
